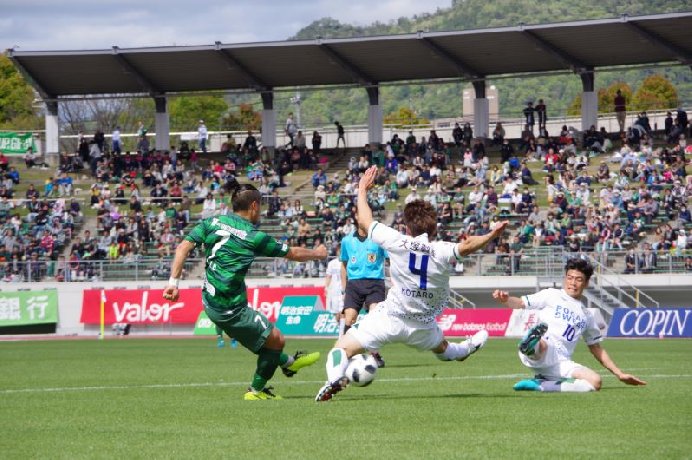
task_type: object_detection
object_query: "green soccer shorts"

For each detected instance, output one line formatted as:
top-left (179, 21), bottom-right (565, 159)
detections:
top-left (203, 295), bottom-right (274, 353)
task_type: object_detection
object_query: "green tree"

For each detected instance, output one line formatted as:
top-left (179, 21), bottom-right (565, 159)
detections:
top-left (0, 55), bottom-right (41, 130)
top-left (631, 74), bottom-right (678, 112)
top-left (566, 95), bottom-right (581, 117)
top-left (383, 107), bottom-right (429, 128)
top-left (599, 81), bottom-right (633, 114)
top-left (168, 95), bottom-right (228, 131)
top-left (567, 81), bottom-right (633, 116)
top-left (222, 103), bottom-right (261, 132)
top-left (289, 0), bottom-right (690, 122)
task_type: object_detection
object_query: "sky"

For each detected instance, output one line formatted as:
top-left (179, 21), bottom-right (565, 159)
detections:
top-left (2, 0), bottom-right (451, 51)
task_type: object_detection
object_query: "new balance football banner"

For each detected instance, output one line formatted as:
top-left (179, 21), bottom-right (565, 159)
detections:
top-left (436, 308), bottom-right (512, 337)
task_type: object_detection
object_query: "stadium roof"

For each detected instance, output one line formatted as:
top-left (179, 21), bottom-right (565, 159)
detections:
top-left (7, 12), bottom-right (692, 100)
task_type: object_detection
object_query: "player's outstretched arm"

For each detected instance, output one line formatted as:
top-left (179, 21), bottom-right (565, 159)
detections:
top-left (286, 244), bottom-right (328, 262)
top-left (163, 239), bottom-right (196, 302)
top-left (356, 165), bottom-right (378, 234)
top-left (588, 343), bottom-right (647, 386)
top-left (457, 221), bottom-right (508, 256)
top-left (492, 289), bottom-right (525, 309)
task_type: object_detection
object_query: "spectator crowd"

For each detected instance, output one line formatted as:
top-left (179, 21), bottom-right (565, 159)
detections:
top-left (1, 102), bottom-right (689, 282)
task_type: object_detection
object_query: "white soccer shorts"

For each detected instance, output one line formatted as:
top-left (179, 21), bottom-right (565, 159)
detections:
top-left (326, 293), bottom-right (344, 314)
top-left (518, 334), bottom-right (585, 379)
top-left (348, 304), bottom-right (443, 352)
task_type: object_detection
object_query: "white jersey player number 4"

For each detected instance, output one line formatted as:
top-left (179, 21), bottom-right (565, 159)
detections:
top-left (315, 165), bottom-right (508, 402)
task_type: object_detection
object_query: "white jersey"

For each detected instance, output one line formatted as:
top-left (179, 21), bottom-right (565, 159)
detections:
top-left (368, 221), bottom-right (462, 324)
top-left (522, 288), bottom-right (603, 361)
top-left (325, 258), bottom-right (343, 314)
top-left (325, 258), bottom-right (342, 295)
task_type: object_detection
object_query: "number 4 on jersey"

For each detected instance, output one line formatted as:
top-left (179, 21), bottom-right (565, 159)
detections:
top-left (409, 253), bottom-right (429, 289)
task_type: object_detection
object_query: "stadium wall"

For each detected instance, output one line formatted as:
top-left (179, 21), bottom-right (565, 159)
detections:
top-left (0, 274), bottom-right (689, 337)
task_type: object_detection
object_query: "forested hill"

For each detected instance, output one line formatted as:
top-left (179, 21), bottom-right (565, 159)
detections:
top-left (265, 0), bottom-right (690, 127)
top-left (292, 0), bottom-right (690, 40)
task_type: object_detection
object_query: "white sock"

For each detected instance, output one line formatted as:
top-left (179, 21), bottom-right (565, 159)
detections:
top-left (326, 348), bottom-right (349, 383)
top-left (338, 318), bottom-right (345, 338)
top-left (281, 355), bottom-right (295, 369)
top-left (435, 341), bottom-right (471, 361)
top-left (540, 378), bottom-right (595, 393)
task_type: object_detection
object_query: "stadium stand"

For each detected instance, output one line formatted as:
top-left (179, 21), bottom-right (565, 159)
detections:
top-left (1, 104), bottom-right (688, 283)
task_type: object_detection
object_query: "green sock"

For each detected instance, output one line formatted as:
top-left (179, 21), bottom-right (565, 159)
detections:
top-left (250, 374), bottom-right (268, 393)
top-left (279, 352), bottom-right (291, 367)
top-left (251, 349), bottom-right (283, 392)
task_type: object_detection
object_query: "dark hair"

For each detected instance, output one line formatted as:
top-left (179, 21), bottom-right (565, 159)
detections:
top-left (229, 183), bottom-right (261, 212)
top-left (403, 200), bottom-right (437, 238)
top-left (565, 258), bottom-right (594, 281)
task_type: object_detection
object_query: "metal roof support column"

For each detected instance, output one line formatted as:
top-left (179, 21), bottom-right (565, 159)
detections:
top-left (366, 86), bottom-right (382, 146)
top-left (261, 91), bottom-right (276, 151)
top-left (580, 69), bottom-right (598, 130)
top-left (472, 80), bottom-right (490, 139)
top-left (154, 96), bottom-right (170, 152)
top-left (45, 101), bottom-right (59, 157)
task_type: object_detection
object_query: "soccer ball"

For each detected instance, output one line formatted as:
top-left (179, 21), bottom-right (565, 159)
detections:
top-left (345, 354), bottom-right (378, 387)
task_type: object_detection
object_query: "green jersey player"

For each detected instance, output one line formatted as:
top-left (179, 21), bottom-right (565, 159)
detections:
top-left (164, 183), bottom-right (327, 400)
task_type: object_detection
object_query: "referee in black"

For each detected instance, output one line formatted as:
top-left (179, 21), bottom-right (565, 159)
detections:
top-left (340, 215), bottom-right (388, 367)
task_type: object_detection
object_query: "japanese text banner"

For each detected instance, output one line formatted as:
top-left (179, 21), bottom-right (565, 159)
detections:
top-left (0, 132), bottom-right (36, 155)
top-left (0, 290), bottom-right (58, 326)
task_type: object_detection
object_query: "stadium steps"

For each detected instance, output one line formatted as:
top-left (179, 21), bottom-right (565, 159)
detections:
top-left (292, 148), bottom-right (362, 195)
top-left (583, 286), bottom-right (627, 316)
top-left (59, 213), bottom-right (95, 259)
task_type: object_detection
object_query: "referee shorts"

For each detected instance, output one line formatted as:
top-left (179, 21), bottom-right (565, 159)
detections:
top-left (343, 278), bottom-right (386, 313)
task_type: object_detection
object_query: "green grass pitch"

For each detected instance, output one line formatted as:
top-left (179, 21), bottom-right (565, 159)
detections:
top-left (1, 337), bottom-right (691, 459)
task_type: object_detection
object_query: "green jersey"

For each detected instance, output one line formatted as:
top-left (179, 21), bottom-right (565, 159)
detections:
top-left (185, 213), bottom-right (289, 312)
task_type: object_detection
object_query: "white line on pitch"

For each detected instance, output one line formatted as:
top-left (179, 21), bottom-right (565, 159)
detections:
top-left (0, 374), bottom-right (531, 395)
top-left (1, 373), bottom-right (690, 395)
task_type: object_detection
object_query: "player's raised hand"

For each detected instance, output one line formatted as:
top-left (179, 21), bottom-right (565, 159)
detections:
top-left (359, 165), bottom-right (378, 191)
top-left (492, 289), bottom-right (509, 304)
top-left (618, 373), bottom-right (647, 386)
top-left (491, 220), bottom-right (509, 237)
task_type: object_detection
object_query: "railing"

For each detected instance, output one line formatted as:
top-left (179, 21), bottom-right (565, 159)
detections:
top-left (448, 289), bottom-right (476, 309)
top-left (0, 257), bottom-right (201, 283)
top-left (10, 248), bottom-right (688, 283)
top-left (587, 254), bottom-right (660, 309)
top-left (458, 248), bottom-right (691, 278)
top-left (55, 107), bottom-right (687, 153)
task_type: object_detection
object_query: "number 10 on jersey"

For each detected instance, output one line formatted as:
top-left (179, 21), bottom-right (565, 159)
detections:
top-left (409, 253), bottom-right (429, 289)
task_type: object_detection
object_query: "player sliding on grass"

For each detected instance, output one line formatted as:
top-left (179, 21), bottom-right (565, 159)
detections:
top-left (492, 258), bottom-right (647, 393)
top-left (164, 183), bottom-right (326, 400)
top-left (316, 165), bottom-right (508, 402)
